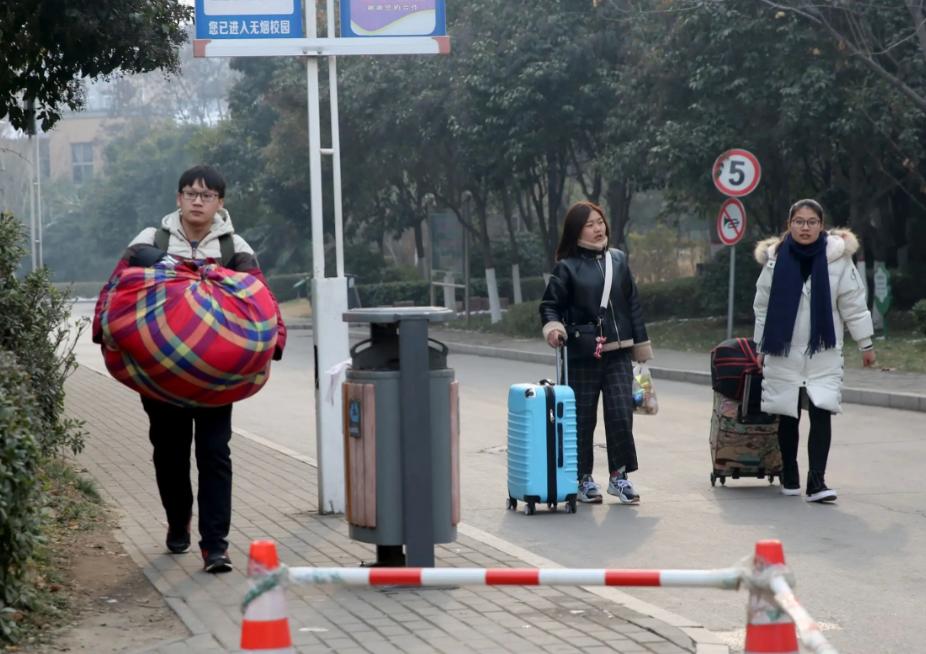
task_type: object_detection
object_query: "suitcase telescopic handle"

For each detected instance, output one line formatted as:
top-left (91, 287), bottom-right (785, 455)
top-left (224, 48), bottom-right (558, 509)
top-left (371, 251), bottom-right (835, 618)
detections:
top-left (555, 345), bottom-right (568, 385)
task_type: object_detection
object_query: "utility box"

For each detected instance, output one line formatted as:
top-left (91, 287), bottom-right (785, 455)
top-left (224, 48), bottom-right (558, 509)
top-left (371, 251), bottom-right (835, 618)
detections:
top-left (342, 307), bottom-right (458, 567)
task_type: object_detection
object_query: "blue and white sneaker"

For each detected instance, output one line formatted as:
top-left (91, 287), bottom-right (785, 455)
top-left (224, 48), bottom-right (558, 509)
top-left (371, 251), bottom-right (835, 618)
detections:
top-left (577, 475), bottom-right (603, 503)
top-left (607, 474), bottom-right (640, 504)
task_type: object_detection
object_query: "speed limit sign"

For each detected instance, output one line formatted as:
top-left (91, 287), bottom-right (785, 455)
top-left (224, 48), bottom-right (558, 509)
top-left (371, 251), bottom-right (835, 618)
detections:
top-left (712, 149), bottom-right (761, 197)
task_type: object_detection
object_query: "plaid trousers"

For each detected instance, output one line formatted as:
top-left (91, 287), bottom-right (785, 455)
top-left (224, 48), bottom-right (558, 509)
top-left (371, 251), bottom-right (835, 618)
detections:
top-left (567, 348), bottom-right (638, 477)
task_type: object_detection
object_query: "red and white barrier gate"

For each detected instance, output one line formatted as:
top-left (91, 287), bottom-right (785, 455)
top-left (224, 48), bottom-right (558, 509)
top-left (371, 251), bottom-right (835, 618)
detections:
top-left (241, 539), bottom-right (839, 654)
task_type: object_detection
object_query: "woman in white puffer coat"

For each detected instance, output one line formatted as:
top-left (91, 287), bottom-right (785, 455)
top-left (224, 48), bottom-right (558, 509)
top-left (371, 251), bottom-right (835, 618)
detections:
top-left (753, 199), bottom-right (876, 503)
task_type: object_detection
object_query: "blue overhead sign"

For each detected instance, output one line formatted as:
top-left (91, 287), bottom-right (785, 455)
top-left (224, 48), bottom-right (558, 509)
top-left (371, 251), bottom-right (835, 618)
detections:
top-left (195, 0), bottom-right (304, 39)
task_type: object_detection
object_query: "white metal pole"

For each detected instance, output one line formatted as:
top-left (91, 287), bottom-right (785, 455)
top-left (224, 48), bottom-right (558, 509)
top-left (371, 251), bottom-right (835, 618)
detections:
top-left (726, 244), bottom-right (736, 339)
top-left (327, 0), bottom-right (344, 277)
top-left (27, 130), bottom-right (37, 272)
top-left (306, 5), bottom-right (324, 279)
top-left (307, 0), bottom-right (348, 515)
top-left (33, 124), bottom-right (43, 268)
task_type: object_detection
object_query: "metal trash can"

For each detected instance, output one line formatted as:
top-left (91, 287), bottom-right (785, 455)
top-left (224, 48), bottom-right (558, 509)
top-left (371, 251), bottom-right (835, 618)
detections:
top-left (342, 307), bottom-right (458, 567)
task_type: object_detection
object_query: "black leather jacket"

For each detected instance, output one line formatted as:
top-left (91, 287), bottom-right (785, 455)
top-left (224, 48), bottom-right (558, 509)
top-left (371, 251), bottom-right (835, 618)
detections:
top-left (539, 246), bottom-right (648, 348)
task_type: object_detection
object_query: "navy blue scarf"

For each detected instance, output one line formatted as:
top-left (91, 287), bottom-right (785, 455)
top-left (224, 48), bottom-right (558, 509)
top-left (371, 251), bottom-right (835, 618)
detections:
top-left (761, 233), bottom-right (836, 357)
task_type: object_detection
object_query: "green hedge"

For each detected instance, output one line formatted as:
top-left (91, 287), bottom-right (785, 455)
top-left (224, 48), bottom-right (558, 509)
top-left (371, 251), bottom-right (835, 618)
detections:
top-left (0, 213), bottom-right (85, 645)
top-left (356, 280), bottom-right (430, 306)
top-left (0, 353), bottom-right (42, 642)
top-left (265, 273), bottom-right (309, 303)
top-left (638, 276), bottom-right (710, 321)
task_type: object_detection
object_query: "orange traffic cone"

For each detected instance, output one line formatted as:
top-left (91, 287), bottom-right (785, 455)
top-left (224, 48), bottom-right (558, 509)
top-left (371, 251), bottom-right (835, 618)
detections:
top-left (744, 540), bottom-right (799, 654)
top-left (240, 540), bottom-right (294, 653)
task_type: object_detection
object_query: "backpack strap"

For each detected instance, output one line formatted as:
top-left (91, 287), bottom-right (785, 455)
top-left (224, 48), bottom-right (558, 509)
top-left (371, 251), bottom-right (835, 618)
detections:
top-left (219, 233), bottom-right (234, 267)
top-left (154, 227), bottom-right (170, 251)
top-left (155, 227), bottom-right (234, 267)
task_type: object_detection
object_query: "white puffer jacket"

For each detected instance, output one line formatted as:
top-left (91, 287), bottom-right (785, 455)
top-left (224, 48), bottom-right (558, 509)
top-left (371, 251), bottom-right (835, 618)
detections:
top-left (753, 229), bottom-right (873, 418)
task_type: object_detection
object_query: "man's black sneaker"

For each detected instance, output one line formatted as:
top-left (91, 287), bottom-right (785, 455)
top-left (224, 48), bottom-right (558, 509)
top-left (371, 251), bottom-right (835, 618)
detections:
top-left (166, 526), bottom-right (191, 554)
top-left (203, 550), bottom-right (233, 573)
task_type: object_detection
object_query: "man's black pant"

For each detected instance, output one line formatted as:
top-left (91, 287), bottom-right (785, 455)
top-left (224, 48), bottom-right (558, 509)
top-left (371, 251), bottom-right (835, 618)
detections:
top-left (141, 396), bottom-right (233, 553)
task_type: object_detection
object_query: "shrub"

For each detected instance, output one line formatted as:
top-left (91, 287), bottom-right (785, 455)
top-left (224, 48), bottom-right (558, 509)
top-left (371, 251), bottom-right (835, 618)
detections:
top-left (889, 270), bottom-right (926, 311)
top-left (0, 353), bottom-right (42, 643)
top-left (356, 280), bottom-right (430, 306)
top-left (495, 300), bottom-right (542, 338)
top-left (638, 276), bottom-right (708, 321)
top-left (696, 245), bottom-right (758, 322)
top-left (913, 299), bottom-right (926, 337)
top-left (0, 213), bottom-right (85, 457)
top-left (265, 273), bottom-right (309, 302)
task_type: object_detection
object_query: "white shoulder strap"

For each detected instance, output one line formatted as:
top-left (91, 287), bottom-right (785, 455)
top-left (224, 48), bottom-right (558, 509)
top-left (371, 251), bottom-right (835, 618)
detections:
top-left (600, 250), bottom-right (613, 311)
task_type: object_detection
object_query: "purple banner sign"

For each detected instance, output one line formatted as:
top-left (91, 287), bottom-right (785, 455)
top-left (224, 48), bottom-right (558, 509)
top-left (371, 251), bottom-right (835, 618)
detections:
top-left (341, 0), bottom-right (446, 37)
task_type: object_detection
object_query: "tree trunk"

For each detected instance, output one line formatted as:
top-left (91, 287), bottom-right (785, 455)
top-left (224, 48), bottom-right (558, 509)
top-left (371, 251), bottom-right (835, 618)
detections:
top-left (605, 178), bottom-right (632, 251)
top-left (473, 190), bottom-right (502, 323)
top-left (500, 187), bottom-right (523, 303)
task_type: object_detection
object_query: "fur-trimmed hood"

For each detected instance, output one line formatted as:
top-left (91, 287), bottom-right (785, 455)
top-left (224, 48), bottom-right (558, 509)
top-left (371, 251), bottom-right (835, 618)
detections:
top-left (754, 228), bottom-right (859, 265)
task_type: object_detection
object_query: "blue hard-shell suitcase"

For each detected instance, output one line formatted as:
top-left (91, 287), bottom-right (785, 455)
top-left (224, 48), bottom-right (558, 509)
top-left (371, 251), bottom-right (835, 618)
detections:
top-left (506, 347), bottom-right (578, 515)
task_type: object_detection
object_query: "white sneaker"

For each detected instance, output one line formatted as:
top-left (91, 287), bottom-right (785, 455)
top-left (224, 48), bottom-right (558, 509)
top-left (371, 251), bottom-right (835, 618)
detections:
top-left (607, 475), bottom-right (640, 504)
top-left (577, 475), bottom-right (603, 503)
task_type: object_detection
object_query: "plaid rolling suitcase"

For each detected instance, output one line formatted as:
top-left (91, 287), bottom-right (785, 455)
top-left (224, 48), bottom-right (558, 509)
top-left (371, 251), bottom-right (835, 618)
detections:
top-left (506, 347), bottom-right (578, 514)
top-left (709, 391), bottom-right (781, 487)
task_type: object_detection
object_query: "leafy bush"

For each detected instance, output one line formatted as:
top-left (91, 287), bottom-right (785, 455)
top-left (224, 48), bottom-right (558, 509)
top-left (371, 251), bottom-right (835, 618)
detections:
top-left (356, 280), bottom-right (430, 306)
top-left (913, 299), bottom-right (926, 337)
top-left (0, 213), bottom-right (85, 457)
top-left (494, 300), bottom-right (542, 338)
top-left (265, 272), bottom-right (309, 302)
top-left (0, 353), bottom-right (42, 643)
top-left (696, 245), bottom-right (759, 322)
top-left (889, 270), bottom-right (926, 311)
top-left (638, 276), bottom-right (709, 321)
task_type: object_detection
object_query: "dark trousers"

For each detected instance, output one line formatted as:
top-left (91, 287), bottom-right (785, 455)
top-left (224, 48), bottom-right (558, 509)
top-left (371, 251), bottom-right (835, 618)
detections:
top-left (568, 348), bottom-right (638, 478)
top-left (141, 396), bottom-right (233, 553)
top-left (777, 393), bottom-right (832, 476)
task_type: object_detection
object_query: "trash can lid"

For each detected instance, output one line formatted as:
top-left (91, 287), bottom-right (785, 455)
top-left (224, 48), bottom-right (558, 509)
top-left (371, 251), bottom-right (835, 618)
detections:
top-left (343, 306), bottom-right (455, 324)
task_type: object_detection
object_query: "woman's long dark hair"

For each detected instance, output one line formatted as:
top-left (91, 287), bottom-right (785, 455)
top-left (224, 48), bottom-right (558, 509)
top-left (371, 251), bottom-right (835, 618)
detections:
top-left (555, 201), bottom-right (609, 261)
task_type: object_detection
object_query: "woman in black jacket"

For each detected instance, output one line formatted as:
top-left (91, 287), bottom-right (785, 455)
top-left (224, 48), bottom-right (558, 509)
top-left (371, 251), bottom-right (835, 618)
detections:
top-left (540, 201), bottom-right (653, 504)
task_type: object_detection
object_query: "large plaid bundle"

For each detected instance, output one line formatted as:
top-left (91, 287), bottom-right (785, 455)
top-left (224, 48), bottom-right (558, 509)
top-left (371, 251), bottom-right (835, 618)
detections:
top-left (100, 261), bottom-right (278, 407)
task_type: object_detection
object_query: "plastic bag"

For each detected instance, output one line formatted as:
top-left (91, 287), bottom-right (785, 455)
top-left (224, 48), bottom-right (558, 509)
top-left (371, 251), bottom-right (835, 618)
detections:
top-left (632, 364), bottom-right (658, 415)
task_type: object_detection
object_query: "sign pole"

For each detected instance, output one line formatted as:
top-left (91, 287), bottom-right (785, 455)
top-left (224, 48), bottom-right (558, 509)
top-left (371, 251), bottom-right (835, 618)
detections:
top-left (307, 0), bottom-right (350, 514)
top-left (726, 244), bottom-right (735, 339)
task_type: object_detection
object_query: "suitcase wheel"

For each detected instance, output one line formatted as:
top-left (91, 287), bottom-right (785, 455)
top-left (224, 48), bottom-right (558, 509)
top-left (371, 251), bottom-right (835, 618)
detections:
top-left (507, 496), bottom-right (517, 511)
top-left (710, 473), bottom-right (717, 487)
top-left (565, 496), bottom-right (577, 514)
top-left (547, 502), bottom-right (557, 512)
top-left (524, 501), bottom-right (536, 516)
top-left (768, 474), bottom-right (776, 484)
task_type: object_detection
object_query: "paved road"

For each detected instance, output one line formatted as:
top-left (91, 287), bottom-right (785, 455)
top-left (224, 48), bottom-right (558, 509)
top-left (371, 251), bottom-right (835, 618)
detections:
top-left (72, 306), bottom-right (925, 653)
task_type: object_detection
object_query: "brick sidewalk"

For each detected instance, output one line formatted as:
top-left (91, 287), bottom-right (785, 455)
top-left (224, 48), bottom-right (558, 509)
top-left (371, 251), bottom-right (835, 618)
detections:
top-left (66, 366), bottom-right (715, 654)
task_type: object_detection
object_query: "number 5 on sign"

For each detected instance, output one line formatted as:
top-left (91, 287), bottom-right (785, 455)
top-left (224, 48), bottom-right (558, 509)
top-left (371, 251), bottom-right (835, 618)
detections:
top-left (712, 149), bottom-right (761, 198)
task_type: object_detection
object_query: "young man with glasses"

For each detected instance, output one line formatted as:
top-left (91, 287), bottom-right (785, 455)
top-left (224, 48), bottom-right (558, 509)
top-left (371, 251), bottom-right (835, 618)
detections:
top-left (92, 165), bottom-right (287, 573)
